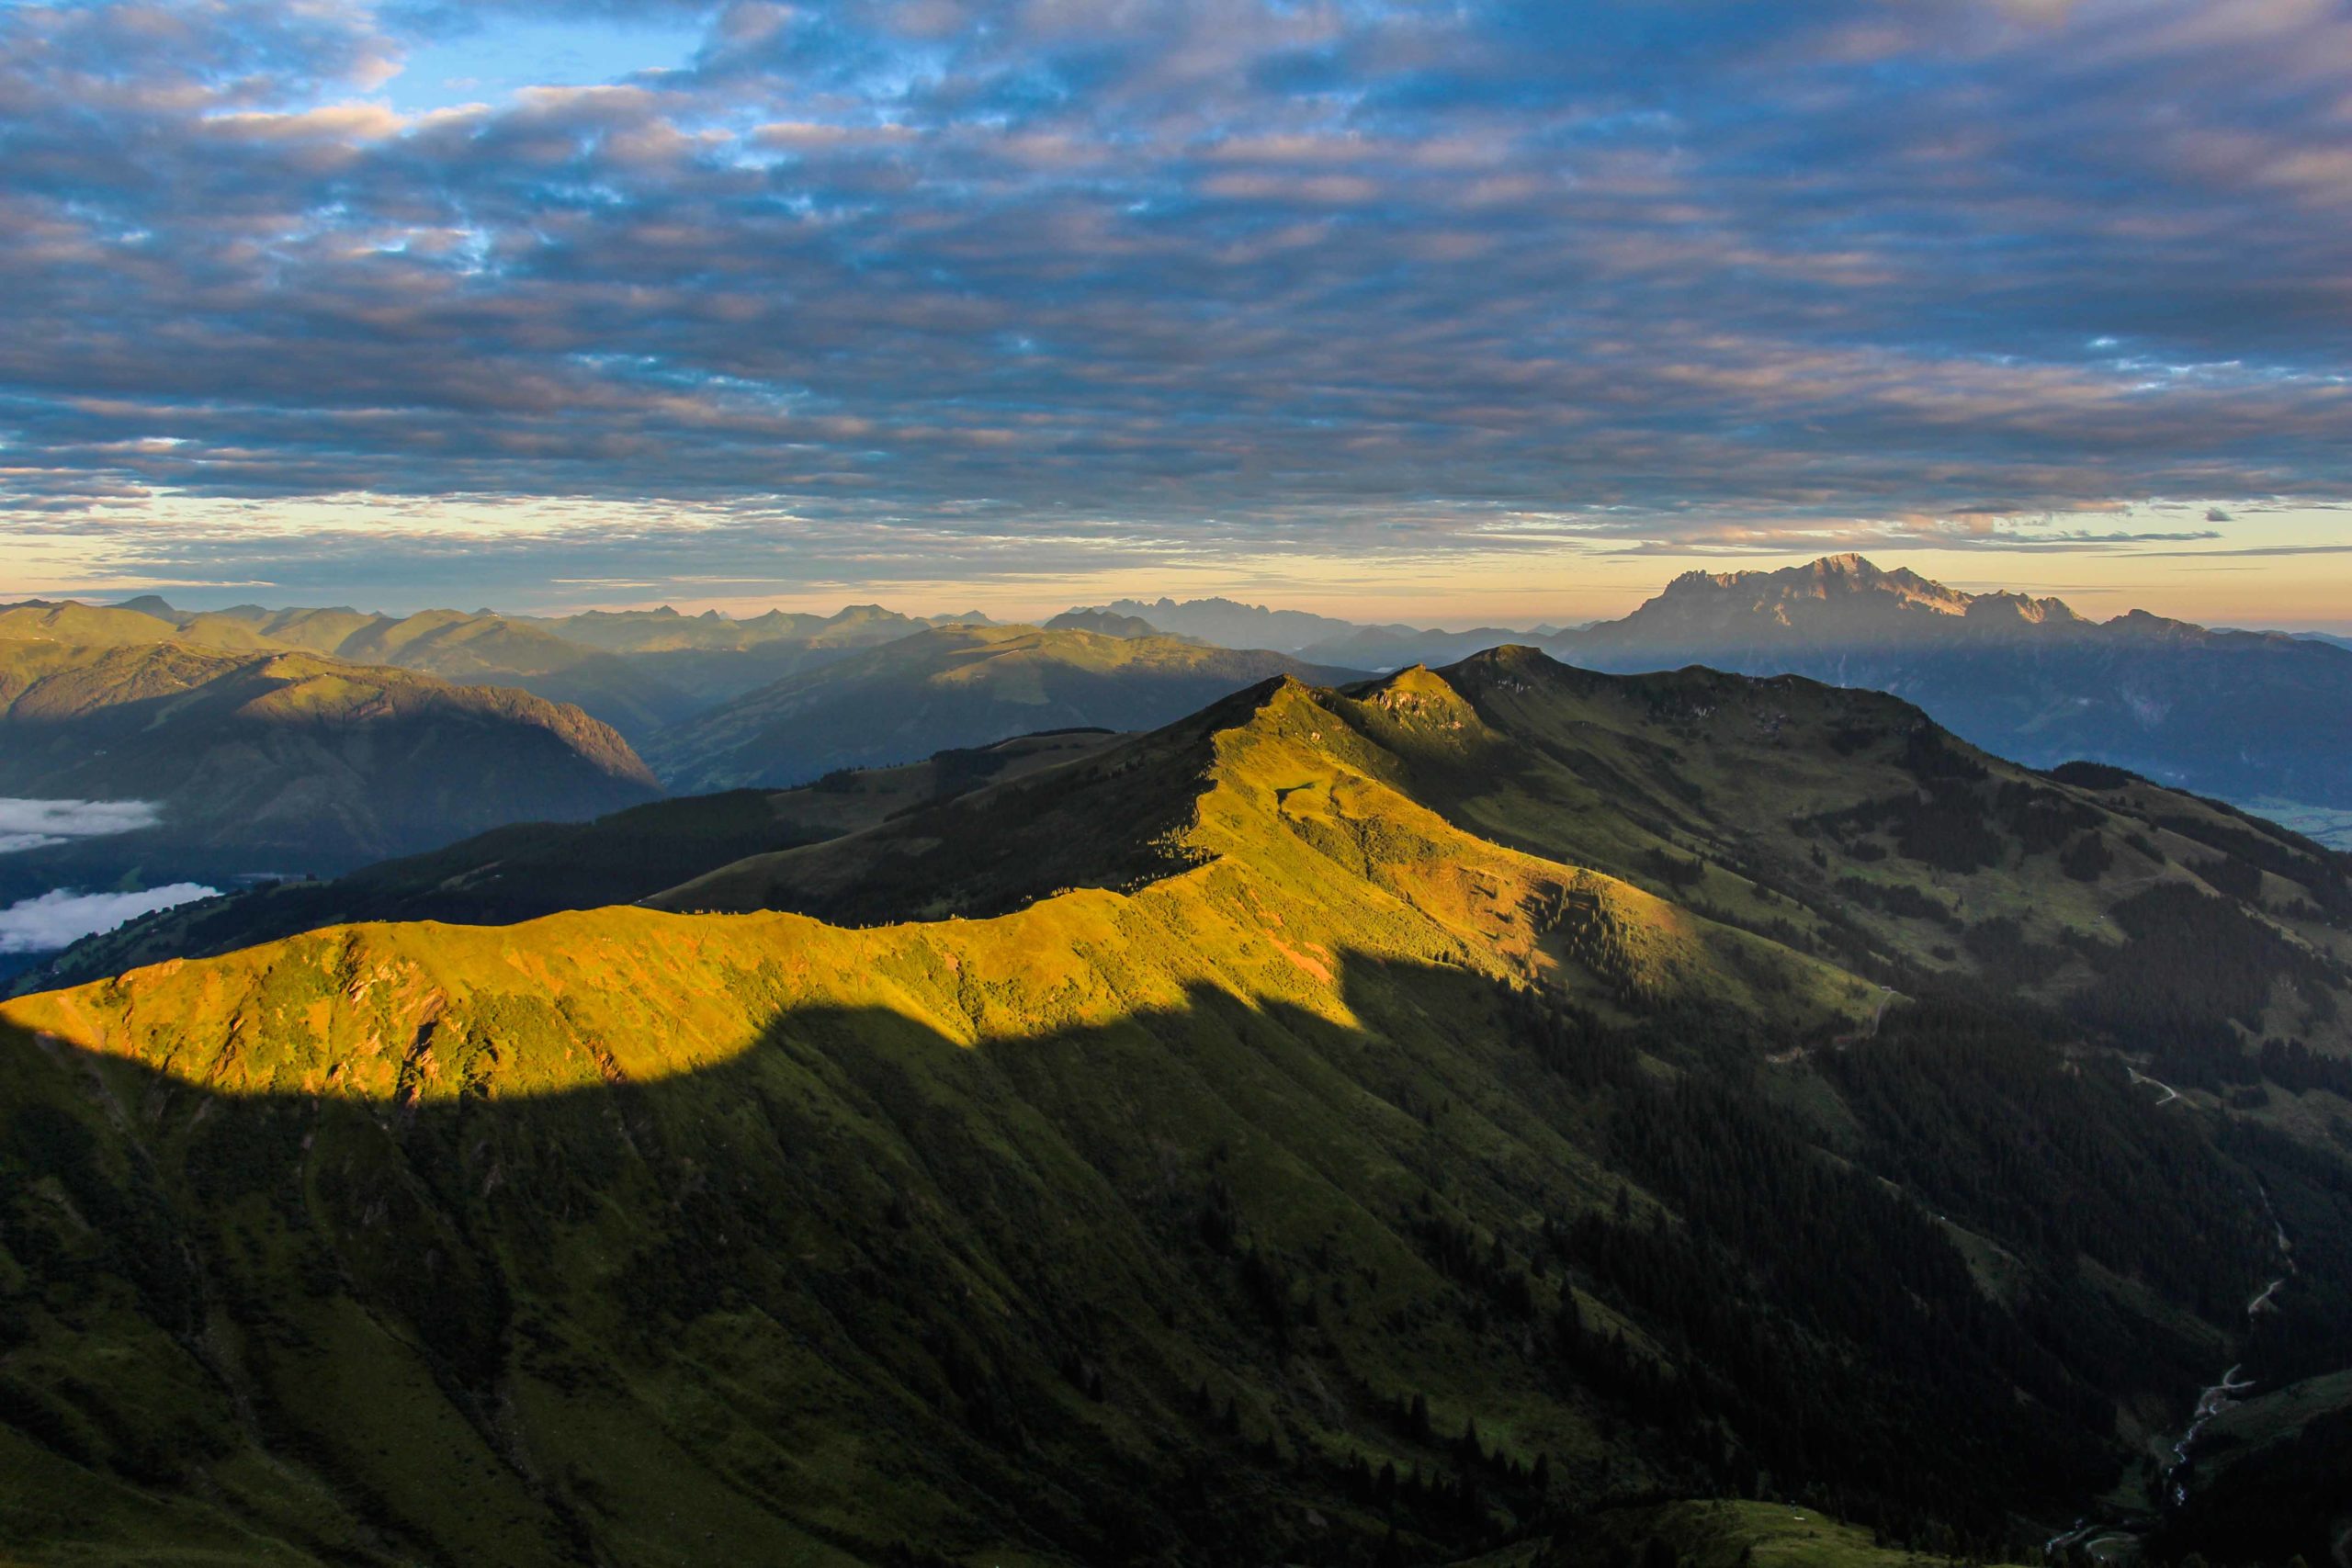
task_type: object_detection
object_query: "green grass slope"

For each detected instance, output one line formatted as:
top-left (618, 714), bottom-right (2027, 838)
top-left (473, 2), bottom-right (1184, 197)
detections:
top-left (16, 729), bottom-right (1119, 994)
top-left (1364, 650), bottom-right (2352, 1049)
top-left (666, 650), bottom-right (2352, 1058)
top-left (4, 668), bottom-right (2342, 1565)
top-left (642, 624), bottom-right (1363, 792)
top-left (0, 600), bottom-right (283, 653)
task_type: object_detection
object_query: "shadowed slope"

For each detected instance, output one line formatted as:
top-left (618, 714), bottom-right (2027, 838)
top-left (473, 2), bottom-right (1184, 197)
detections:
top-left (643, 624), bottom-right (1361, 793)
top-left (5, 665), bottom-right (2347, 1567)
top-left (666, 650), bottom-right (2352, 1052)
top-left (0, 886), bottom-right (2291, 1564)
top-left (13, 729), bottom-right (1118, 996)
top-left (544, 603), bottom-right (994, 708)
top-left (0, 638), bottom-right (661, 881)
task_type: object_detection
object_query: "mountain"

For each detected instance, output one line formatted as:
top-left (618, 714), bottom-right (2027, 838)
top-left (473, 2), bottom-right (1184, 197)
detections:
top-left (0, 637), bottom-right (660, 891)
top-left (14, 729), bottom-right (1119, 994)
top-left (6, 651), bottom-right (2347, 1565)
top-left (1087, 594), bottom-right (1367, 650)
top-left (0, 597), bottom-right (283, 652)
top-left (1294, 622), bottom-right (1551, 672)
top-left (114, 598), bottom-right (1001, 737)
top-left (201, 604), bottom-right (700, 743)
top-left (539, 603), bottom-right (970, 654)
top-left (1045, 608), bottom-right (1174, 638)
top-left (1078, 595), bottom-right (1544, 670)
top-left (1554, 555), bottom-right (2352, 836)
top-left (541, 603), bottom-right (991, 707)
top-left (644, 623), bottom-right (1360, 792)
top-left (115, 600), bottom-right (699, 743)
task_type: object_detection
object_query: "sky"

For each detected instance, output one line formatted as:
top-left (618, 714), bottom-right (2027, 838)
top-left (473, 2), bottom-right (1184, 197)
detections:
top-left (2, 0), bottom-right (2350, 629)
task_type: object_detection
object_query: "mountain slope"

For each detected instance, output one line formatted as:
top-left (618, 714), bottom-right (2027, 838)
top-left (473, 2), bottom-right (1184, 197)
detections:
top-left (643, 623), bottom-right (1360, 792)
top-left (1045, 608), bottom-right (1174, 638)
top-left (15, 729), bottom-right (1119, 994)
top-left (5, 658), bottom-right (2346, 1564)
top-left (176, 604), bottom-right (698, 742)
top-left (1077, 595), bottom-right (1545, 670)
top-left (0, 598), bottom-right (284, 652)
top-left (1086, 594), bottom-right (1368, 650)
top-left (541, 603), bottom-right (989, 706)
top-left (0, 637), bottom-right (660, 881)
top-left (1554, 555), bottom-right (2352, 825)
top-left (124, 597), bottom-right (983, 738)
top-left (664, 649), bottom-right (2352, 1058)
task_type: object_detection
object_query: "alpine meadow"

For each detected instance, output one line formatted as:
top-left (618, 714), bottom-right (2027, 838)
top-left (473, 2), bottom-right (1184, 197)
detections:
top-left (3, 4), bottom-right (2351, 1568)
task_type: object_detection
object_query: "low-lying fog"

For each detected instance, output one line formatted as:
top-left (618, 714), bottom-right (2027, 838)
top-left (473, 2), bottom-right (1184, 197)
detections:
top-left (0, 798), bottom-right (217, 962)
top-left (0, 883), bottom-right (217, 954)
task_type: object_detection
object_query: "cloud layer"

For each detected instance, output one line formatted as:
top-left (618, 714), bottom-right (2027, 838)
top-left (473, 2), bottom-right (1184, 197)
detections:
top-left (0, 798), bottom-right (165, 855)
top-left (0, 884), bottom-right (217, 953)
top-left (3, 1), bottom-right (2350, 596)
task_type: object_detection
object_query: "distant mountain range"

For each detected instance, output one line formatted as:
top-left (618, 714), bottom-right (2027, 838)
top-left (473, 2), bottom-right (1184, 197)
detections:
top-left (1548, 555), bottom-right (2352, 825)
top-left (1082, 593), bottom-right (1551, 671)
top-left (644, 623), bottom-right (1354, 793)
top-left (8, 552), bottom-right (2346, 954)
top-left (0, 614), bottom-right (658, 900)
top-left (106, 595), bottom-right (993, 739)
top-left (1074, 558), bottom-right (2352, 843)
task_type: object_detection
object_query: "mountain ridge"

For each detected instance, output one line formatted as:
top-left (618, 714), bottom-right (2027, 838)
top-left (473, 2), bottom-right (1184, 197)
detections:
top-left (6, 652), bottom-right (2349, 1563)
top-left (1547, 557), bottom-right (2352, 823)
top-left (0, 635), bottom-right (661, 892)
top-left (644, 623), bottom-right (1362, 793)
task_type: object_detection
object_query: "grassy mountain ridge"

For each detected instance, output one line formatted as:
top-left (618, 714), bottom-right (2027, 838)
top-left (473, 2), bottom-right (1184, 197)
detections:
top-left (12, 729), bottom-right (1120, 995)
top-left (5, 658), bottom-right (2347, 1563)
top-left (664, 649), bottom-right (2352, 1055)
top-left (1066, 559), bottom-right (2352, 840)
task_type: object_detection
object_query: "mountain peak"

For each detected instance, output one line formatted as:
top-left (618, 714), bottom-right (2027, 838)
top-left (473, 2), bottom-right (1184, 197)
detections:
top-left (1656, 555), bottom-right (1973, 613)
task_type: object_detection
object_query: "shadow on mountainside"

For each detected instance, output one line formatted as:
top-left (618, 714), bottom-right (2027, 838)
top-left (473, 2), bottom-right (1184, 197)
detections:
top-left (0, 679), bottom-right (658, 878)
top-left (3, 942), bottom-right (2331, 1568)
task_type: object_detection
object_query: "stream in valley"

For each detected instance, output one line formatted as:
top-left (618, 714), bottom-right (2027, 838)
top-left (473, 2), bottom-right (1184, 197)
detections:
top-left (2040, 1086), bottom-right (2298, 1563)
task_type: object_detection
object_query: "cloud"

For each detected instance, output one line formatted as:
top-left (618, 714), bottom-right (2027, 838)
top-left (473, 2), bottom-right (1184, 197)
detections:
top-left (0, 0), bottom-right (2349, 598)
top-left (0, 883), bottom-right (218, 953)
top-left (0, 797), bottom-right (164, 854)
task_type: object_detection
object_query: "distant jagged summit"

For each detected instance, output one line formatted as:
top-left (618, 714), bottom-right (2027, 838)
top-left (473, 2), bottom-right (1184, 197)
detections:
top-left (1656, 554), bottom-right (1979, 618)
top-left (1600, 555), bottom-right (2125, 649)
top-left (1556, 554), bottom-right (2352, 818)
